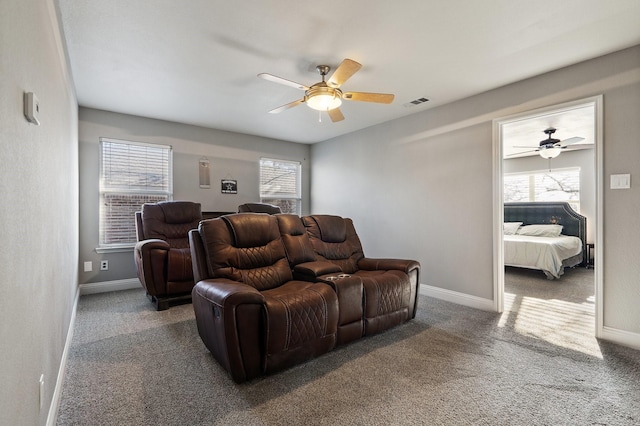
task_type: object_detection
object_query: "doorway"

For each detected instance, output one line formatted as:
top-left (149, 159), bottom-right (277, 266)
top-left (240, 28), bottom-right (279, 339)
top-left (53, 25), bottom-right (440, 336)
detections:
top-left (492, 96), bottom-right (603, 339)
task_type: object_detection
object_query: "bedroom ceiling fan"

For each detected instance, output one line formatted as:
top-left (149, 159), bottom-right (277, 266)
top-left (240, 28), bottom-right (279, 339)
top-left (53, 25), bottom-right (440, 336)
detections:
top-left (509, 128), bottom-right (585, 159)
top-left (257, 58), bottom-right (394, 122)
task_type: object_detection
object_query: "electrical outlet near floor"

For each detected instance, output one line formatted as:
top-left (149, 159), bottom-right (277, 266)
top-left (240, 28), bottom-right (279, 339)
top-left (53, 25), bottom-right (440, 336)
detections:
top-left (100, 260), bottom-right (109, 271)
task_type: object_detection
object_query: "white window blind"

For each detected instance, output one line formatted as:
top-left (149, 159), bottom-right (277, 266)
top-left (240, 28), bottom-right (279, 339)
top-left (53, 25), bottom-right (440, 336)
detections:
top-left (259, 158), bottom-right (301, 215)
top-left (504, 168), bottom-right (581, 211)
top-left (99, 138), bottom-right (172, 246)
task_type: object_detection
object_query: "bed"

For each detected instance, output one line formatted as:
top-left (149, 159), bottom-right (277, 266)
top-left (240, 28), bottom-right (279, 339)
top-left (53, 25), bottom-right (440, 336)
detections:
top-left (504, 202), bottom-right (587, 279)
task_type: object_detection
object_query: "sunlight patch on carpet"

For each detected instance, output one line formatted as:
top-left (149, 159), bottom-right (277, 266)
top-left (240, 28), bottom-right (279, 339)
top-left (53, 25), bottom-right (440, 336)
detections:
top-left (500, 291), bottom-right (602, 359)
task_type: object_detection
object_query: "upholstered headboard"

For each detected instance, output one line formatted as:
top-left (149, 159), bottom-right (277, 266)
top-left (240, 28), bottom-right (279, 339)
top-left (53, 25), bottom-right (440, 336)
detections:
top-left (504, 202), bottom-right (587, 264)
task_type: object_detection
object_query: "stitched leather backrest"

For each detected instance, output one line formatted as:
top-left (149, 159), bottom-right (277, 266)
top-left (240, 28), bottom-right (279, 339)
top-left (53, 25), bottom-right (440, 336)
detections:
top-left (199, 213), bottom-right (292, 290)
top-left (302, 215), bottom-right (364, 274)
top-left (276, 214), bottom-right (316, 267)
top-left (141, 201), bottom-right (202, 248)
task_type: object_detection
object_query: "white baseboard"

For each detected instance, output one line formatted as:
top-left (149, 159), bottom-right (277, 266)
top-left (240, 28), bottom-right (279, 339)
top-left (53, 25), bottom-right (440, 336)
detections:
top-left (600, 326), bottom-right (640, 350)
top-left (46, 287), bottom-right (80, 426)
top-left (419, 284), bottom-right (495, 311)
top-left (79, 278), bottom-right (141, 295)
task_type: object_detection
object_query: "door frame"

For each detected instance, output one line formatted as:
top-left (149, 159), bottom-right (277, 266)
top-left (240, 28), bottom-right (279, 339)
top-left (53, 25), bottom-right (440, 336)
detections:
top-left (492, 95), bottom-right (604, 337)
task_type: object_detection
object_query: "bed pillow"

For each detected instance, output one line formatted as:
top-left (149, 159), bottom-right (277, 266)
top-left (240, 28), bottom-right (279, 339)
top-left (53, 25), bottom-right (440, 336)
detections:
top-left (503, 222), bottom-right (523, 235)
top-left (516, 224), bottom-right (563, 237)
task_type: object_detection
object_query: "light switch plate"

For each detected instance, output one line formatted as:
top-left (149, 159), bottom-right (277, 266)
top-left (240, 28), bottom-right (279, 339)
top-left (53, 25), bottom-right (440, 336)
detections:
top-left (610, 174), bottom-right (631, 189)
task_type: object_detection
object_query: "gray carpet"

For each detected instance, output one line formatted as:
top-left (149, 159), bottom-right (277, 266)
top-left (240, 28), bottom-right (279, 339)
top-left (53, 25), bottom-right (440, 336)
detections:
top-left (57, 268), bottom-right (640, 425)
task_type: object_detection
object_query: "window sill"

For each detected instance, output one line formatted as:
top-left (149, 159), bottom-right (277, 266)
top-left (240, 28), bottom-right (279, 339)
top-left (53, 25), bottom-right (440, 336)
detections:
top-left (96, 245), bottom-right (134, 254)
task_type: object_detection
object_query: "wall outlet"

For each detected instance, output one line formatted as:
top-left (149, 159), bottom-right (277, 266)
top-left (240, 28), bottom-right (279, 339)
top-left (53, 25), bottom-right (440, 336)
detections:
top-left (100, 260), bottom-right (109, 271)
top-left (83, 261), bottom-right (92, 272)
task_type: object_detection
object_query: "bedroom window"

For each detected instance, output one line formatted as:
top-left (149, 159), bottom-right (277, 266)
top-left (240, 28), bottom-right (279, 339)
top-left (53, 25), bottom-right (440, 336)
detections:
top-left (504, 168), bottom-right (581, 211)
top-left (259, 158), bottom-right (301, 215)
top-left (99, 138), bottom-right (173, 247)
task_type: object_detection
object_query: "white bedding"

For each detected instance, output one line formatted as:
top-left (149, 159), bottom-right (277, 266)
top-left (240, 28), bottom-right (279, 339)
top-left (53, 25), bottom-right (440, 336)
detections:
top-left (504, 234), bottom-right (583, 279)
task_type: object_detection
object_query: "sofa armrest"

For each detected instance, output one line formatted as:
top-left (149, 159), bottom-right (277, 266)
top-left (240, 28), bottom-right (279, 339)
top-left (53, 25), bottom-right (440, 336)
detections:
top-left (358, 258), bottom-right (421, 319)
top-left (192, 279), bottom-right (265, 383)
top-left (134, 239), bottom-right (171, 296)
top-left (135, 238), bottom-right (170, 253)
top-left (293, 260), bottom-right (342, 281)
top-left (193, 278), bottom-right (265, 307)
top-left (358, 258), bottom-right (420, 274)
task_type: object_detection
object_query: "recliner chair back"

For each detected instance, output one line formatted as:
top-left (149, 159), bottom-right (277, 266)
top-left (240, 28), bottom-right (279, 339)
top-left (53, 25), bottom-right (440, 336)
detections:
top-left (139, 201), bottom-right (202, 248)
top-left (302, 215), bottom-right (365, 274)
top-left (276, 214), bottom-right (317, 267)
top-left (237, 202), bottom-right (282, 214)
top-left (199, 213), bottom-right (292, 290)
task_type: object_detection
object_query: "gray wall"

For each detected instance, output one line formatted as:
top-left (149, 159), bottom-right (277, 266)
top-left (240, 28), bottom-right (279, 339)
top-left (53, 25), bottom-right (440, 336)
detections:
top-left (503, 149), bottom-right (596, 243)
top-left (311, 46), bottom-right (640, 336)
top-left (0, 0), bottom-right (79, 424)
top-left (78, 108), bottom-right (311, 284)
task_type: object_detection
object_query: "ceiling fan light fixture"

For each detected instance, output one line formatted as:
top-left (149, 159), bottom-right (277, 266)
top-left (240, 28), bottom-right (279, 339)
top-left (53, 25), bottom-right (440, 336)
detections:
top-left (539, 146), bottom-right (562, 159)
top-left (305, 86), bottom-right (343, 111)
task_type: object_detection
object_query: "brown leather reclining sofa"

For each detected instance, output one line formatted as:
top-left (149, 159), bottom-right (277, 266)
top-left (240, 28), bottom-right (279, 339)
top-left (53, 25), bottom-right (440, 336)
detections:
top-left (189, 213), bottom-right (420, 383)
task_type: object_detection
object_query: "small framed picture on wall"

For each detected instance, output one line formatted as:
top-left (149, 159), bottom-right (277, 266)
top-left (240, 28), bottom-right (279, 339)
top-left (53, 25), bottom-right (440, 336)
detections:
top-left (221, 179), bottom-right (237, 194)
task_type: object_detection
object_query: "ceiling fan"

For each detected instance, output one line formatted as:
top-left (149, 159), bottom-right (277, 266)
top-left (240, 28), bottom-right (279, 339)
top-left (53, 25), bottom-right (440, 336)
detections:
top-left (257, 58), bottom-right (394, 122)
top-left (509, 128), bottom-right (585, 159)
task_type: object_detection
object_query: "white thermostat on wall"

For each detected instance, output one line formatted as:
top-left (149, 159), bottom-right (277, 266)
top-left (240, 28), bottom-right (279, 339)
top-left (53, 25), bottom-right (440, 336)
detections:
top-left (24, 91), bottom-right (40, 125)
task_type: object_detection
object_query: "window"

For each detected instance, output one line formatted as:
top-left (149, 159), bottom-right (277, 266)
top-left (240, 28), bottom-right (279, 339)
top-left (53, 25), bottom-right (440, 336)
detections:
top-left (99, 138), bottom-right (172, 247)
top-left (504, 167), bottom-right (581, 211)
top-left (259, 158), bottom-right (301, 214)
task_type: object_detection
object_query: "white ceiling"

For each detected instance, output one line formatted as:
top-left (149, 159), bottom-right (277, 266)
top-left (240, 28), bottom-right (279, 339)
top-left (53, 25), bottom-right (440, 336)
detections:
top-left (57, 0), bottom-right (640, 144)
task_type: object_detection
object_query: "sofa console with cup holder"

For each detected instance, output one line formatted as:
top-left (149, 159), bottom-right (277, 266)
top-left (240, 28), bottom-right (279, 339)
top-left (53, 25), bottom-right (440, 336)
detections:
top-left (189, 213), bottom-right (420, 382)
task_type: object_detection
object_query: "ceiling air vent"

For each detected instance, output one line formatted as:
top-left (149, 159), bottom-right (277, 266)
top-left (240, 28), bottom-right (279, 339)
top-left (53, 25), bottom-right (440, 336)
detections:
top-left (403, 97), bottom-right (430, 107)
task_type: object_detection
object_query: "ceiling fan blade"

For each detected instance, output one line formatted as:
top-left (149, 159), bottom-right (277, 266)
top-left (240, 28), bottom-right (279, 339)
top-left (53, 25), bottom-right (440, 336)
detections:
top-left (258, 73), bottom-right (309, 90)
top-left (562, 144), bottom-right (594, 151)
top-left (343, 92), bottom-right (394, 104)
top-left (512, 145), bottom-right (540, 149)
top-left (268, 99), bottom-right (305, 114)
top-left (506, 149), bottom-right (539, 157)
top-left (557, 136), bottom-right (585, 147)
top-left (327, 59), bottom-right (362, 88)
top-left (327, 108), bottom-right (345, 122)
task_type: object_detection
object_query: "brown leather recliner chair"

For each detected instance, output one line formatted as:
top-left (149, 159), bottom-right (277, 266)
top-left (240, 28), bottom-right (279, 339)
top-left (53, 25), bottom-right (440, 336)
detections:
top-left (302, 215), bottom-right (420, 336)
top-left (237, 202), bottom-right (282, 214)
top-left (134, 201), bottom-right (201, 310)
top-left (189, 213), bottom-right (339, 383)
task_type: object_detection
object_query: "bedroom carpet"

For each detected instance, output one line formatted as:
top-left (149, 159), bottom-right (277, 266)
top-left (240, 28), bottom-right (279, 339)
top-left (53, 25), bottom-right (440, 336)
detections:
top-left (56, 269), bottom-right (640, 425)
